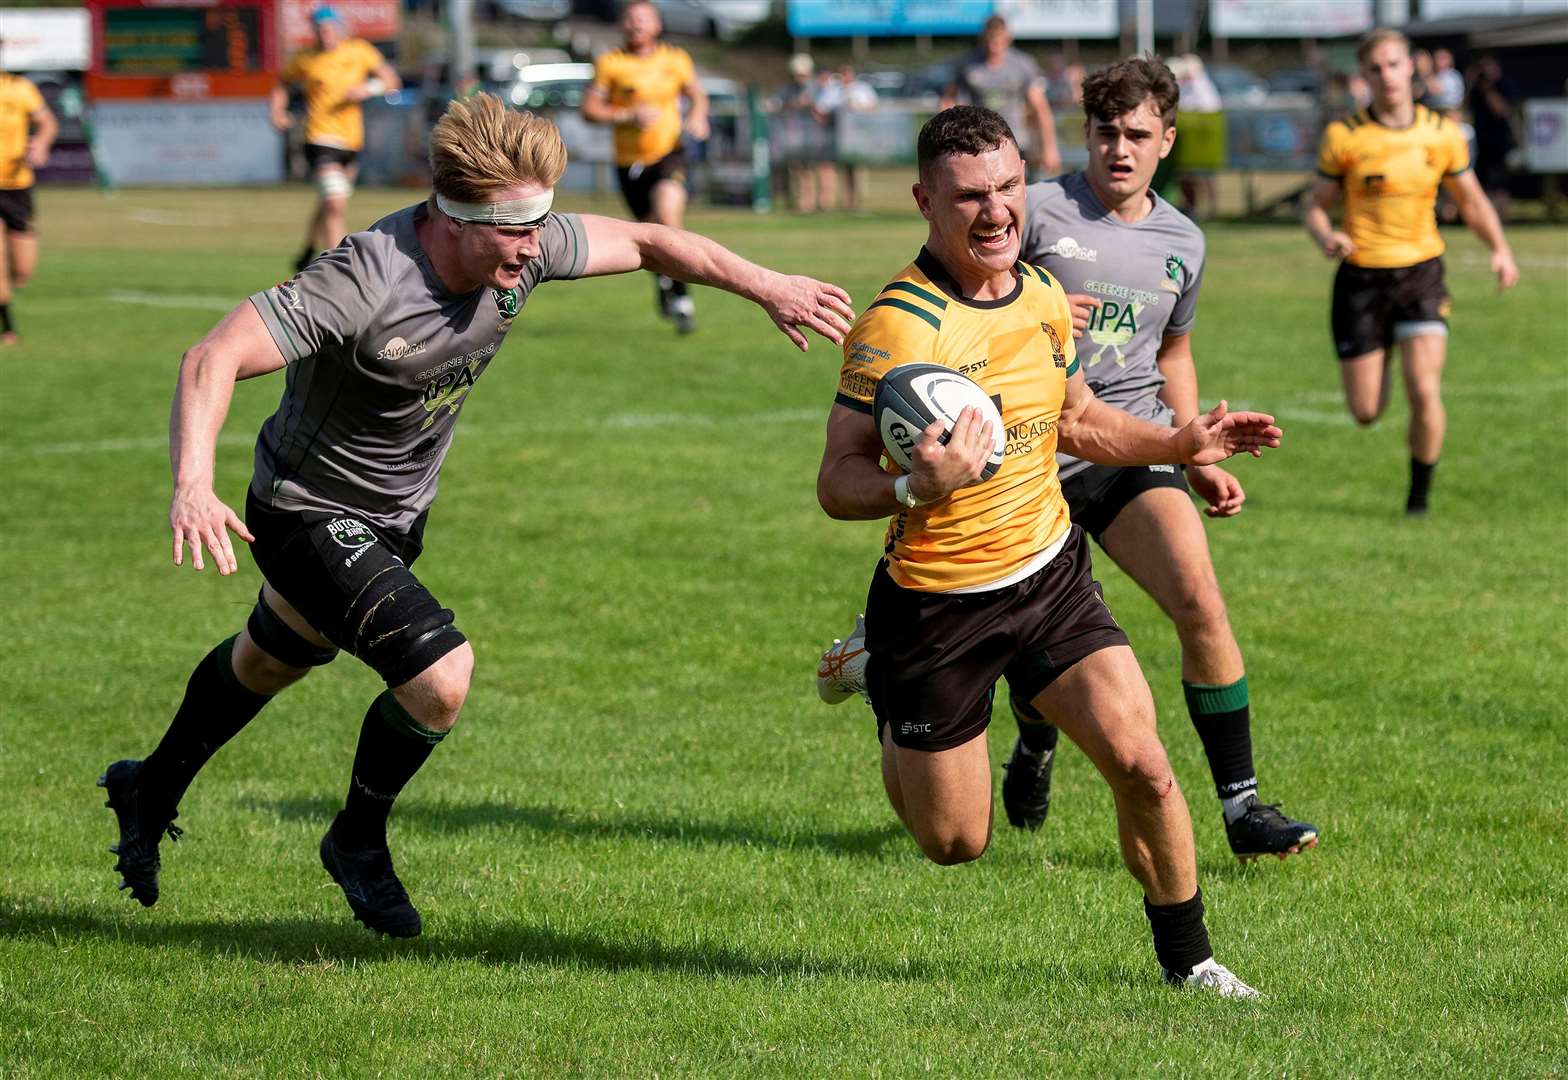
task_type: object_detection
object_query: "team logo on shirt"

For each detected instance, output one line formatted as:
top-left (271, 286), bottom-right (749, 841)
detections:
top-left (1045, 236), bottom-right (1098, 262)
top-left (376, 337), bottom-right (428, 361)
top-left (1161, 253), bottom-right (1185, 294)
top-left (275, 279), bottom-right (304, 312)
top-left (1041, 322), bottom-right (1066, 367)
top-left (494, 288), bottom-right (519, 331)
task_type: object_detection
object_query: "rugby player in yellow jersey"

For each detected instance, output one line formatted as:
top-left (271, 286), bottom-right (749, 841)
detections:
top-left (816, 106), bottom-right (1281, 996)
top-left (270, 7), bottom-right (400, 274)
top-left (0, 57), bottom-right (58, 346)
top-left (1305, 28), bottom-right (1517, 515)
top-left (582, 0), bottom-right (709, 333)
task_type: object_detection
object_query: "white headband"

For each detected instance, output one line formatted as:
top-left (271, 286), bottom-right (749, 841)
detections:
top-left (436, 190), bottom-right (554, 226)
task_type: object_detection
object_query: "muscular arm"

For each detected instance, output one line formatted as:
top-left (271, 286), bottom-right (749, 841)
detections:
top-left (1058, 369), bottom-right (1280, 466)
top-left (1303, 176), bottom-right (1354, 258)
top-left (581, 85), bottom-right (627, 125)
top-left (682, 75), bottom-right (710, 140)
top-left (816, 403), bottom-right (993, 520)
top-left (577, 214), bottom-right (853, 349)
top-left (168, 302), bottom-right (288, 573)
top-left (1443, 169), bottom-right (1519, 289)
top-left (1157, 332), bottom-right (1246, 516)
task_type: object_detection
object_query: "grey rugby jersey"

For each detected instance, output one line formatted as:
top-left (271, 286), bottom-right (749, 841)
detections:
top-left (248, 204), bottom-right (589, 530)
top-left (1020, 172), bottom-right (1206, 479)
top-left (952, 47), bottom-right (1045, 156)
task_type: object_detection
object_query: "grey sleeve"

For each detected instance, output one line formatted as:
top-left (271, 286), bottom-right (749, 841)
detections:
top-left (1167, 234), bottom-right (1206, 336)
top-left (249, 241), bottom-right (390, 363)
top-left (536, 212), bottom-right (590, 283)
top-left (1017, 52), bottom-right (1045, 92)
top-left (1019, 183), bottom-right (1048, 262)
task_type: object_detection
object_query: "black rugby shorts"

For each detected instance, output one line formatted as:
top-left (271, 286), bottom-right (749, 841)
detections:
top-left (0, 187), bottom-right (35, 233)
top-left (864, 526), bottom-right (1130, 752)
top-left (1331, 257), bottom-right (1450, 359)
top-left (1061, 463), bottom-right (1189, 544)
top-left (616, 147), bottom-right (688, 221)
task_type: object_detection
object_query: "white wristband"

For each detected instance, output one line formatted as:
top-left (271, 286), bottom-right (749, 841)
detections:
top-left (893, 475), bottom-right (928, 509)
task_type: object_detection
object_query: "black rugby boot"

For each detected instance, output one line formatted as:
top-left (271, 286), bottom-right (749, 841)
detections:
top-left (1001, 735), bottom-right (1054, 831)
top-left (1226, 794), bottom-right (1319, 862)
top-left (320, 814), bottom-right (423, 938)
top-left (98, 759), bottom-right (183, 907)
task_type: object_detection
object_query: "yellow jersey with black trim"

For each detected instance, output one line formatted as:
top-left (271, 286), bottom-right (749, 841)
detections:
top-left (281, 38), bottom-right (386, 152)
top-left (835, 248), bottom-right (1079, 594)
top-left (591, 44), bottom-right (695, 168)
top-left (0, 74), bottom-right (46, 191)
top-left (1316, 104), bottom-right (1470, 269)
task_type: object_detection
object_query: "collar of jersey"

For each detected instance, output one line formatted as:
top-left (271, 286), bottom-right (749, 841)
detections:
top-left (915, 247), bottom-right (1024, 310)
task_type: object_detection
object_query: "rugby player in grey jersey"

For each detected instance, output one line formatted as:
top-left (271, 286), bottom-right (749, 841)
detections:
top-left (1008, 57), bottom-right (1317, 861)
top-left (99, 94), bottom-right (854, 937)
top-left (818, 56), bottom-right (1317, 864)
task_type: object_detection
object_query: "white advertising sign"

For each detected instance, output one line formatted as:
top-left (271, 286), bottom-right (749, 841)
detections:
top-left (91, 101), bottom-right (284, 186)
top-left (1421, 0), bottom-right (1568, 17)
top-left (1525, 98), bottom-right (1568, 173)
top-left (995, 0), bottom-right (1120, 39)
top-left (0, 9), bottom-right (91, 72)
top-left (1211, 0), bottom-right (1373, 37)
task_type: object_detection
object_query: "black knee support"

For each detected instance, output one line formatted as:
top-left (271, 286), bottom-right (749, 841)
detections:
top-left (247, 589), bottom-right (340, 668)
top-left (344, 565), bottom-right (466, 687)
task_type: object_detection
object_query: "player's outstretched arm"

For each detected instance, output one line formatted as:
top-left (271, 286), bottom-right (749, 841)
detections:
top-left (578, 215), bottom-right (854, 350)
top-left (1443, 170), bottom-right (1519, 290)
top-left (169, 302), bottom-right (287, 575)
top-left (1303, 178), bottom-right (1353, 259)
top-left (1058, 372), bottom-right (1281, 468)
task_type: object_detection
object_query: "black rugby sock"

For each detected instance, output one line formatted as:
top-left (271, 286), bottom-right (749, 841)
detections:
top-left (337, 691), bottom-right (446, 850)
top-left (1407, 458), bottom-right (1436, 513)
top-left (1010, 692), bottom-right (1059, 755)
top-left (1145, 889), bottom-right (1212, 978)
top-left (0, 303), bottom-right (13, 334)
top-left (139, 636), bottom-right (272, 818)
top-left (1183, 678), bottom-right (1257, 809)
top-left (669, 277), bottom-right (688, 298)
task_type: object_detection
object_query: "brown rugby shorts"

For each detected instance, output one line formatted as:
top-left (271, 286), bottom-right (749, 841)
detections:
top-left (863, 526), bottom-right (1130, 752)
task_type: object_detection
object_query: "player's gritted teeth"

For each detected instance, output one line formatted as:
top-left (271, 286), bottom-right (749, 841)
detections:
top-left (970, 221), bottom-right (1017, 259)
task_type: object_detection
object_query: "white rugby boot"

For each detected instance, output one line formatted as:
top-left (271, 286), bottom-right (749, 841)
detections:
top-left (816, 614), bottom-right (869, 705)
top-left (1164, 957), bottom-right (1262, 999)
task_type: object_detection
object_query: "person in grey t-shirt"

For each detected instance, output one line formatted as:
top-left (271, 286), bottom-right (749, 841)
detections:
top-left (98, 94), bottom-right (854, 937)
top-left (1004, 56), bottom-right (1319, 863)
top-left (941, 14), bottom-right (1061, 178)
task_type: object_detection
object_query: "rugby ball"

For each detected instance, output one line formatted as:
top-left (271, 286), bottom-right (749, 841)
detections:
top-left (873, 362), bottom-right (1005, 481)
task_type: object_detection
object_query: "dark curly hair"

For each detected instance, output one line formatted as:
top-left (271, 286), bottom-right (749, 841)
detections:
top-left (917, 106), bottom-right (1020, 184)
top-left (1081, 54), bottom-right (1179, 129)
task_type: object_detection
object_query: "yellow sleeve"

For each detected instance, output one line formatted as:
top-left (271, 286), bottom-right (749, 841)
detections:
top-left (835, 303), bottom-right (941, 413)
top-left (676, 48), bottom-right (697, 88)
top-left (591, 55), bottom-right (615, 95)
top-left (1316, 122), bottom-right (1348, 178)
top-left (23, 80), bottom-right (45, 114)
top-left (360, 41), bottom-right (387, 75)
top-left (282, 52), bottom-right (306, 84)
top-left (1443, 119), bottom-right (1471, 176)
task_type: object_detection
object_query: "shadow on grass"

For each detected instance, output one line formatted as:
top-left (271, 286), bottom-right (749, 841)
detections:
top-left (0, 903), bottom-right (930, 981)
top-left (240, 795), bottom-right (907, 860)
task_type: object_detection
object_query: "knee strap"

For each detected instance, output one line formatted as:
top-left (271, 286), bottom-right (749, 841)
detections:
top-left (247, 589), bottom-right (340, 668)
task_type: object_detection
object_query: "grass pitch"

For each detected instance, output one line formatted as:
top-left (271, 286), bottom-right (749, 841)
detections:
top-left (1, 186), bottom-right (1565, 1076)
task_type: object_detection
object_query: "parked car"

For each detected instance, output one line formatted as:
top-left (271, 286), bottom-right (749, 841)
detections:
top-left (1208, 63), bottom-right (1270, 106)
top-left (491, 0), bottom-right (572, 22)
top-left (649, 0), bottom-right (773, 42)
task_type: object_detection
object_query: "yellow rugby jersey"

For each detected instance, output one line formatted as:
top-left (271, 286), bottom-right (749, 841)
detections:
top-left (281, 38), bottom-right (386, 151)
top-left (1316, 104), bottom-right (1470, 269)
top-left (0, 75), bottom-right (46, 190)
top-left (591, 44), bottom-right (695, 167)
top-left (836, 249), bottom-right (1080, 594)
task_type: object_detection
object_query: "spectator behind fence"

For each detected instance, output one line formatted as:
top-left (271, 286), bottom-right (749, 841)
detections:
top-left (1427, 49), bottom-right (1465, 116)
top-left (1167, 55), bottom-right (1220, 221)
top-left (770, 54), bottom-right (835, 212)
top-left (817, 65), bottom-right (877, 211)
top-left (1468, 54), bottom-right (1516, 221)
top-left (941, 14), bottom-right (1061, 177)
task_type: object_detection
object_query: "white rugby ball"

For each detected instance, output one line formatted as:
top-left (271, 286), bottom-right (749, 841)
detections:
top-left (873, 362), bottom-right (1005, 480)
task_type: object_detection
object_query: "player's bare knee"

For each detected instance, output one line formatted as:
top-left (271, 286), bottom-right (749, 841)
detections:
top-left (399, 643), bottom-right (473, 732)
top-left (1104, 739), bottom-right (1175, 802)
top-left (918, 828), bottom-right (989, 865)
top-left (1349, 401), bottom-right (1382, 426)
top-left (1170, 581), bottom-right (1229, 642)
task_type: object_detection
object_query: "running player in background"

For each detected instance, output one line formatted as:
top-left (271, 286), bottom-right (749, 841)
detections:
top-left (583, 0), bottom-right (709, 333)
top-left (271, 6), bottom-right (401, 274)
top-left (0, 54), bottom-right (58, 346)
top-left (98, 95), bottom-right (852, 938)
top-left (816, 106), bottom-right (1279, 996)
top-left (1305, 28), bottom-right (1517, 515)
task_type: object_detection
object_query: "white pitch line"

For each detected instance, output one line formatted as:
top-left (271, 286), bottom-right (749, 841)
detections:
top-left (108, 289), bottom-right (236, 312)
top-left (124, 208), bottom-right (236, 228)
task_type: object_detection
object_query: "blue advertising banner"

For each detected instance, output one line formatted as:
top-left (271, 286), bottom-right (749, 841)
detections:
top-left (787, 0), bottom-right (995, 37)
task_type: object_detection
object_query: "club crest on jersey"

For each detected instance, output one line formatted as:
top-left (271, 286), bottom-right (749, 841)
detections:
top-left (493, 288), bottom-right (519, 331)
top-left (1041, 322), bottom-right (1066, 367)
top-left (1162, 253), bottom-right (1185, 294)
top-left (276, 279), bottom-right (304, 312)
top-left (326, 517), bottom-right (376, 550)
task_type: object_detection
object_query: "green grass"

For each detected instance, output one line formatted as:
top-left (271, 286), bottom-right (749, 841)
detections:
top-left (2, 187), bottom-right (1566, 1076)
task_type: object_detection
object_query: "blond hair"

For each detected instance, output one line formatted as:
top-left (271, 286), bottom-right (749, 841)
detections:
top-left (1356, 28), bottom-right (1410, 65)
top-left (429, 93), bottom-right (567, 202)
